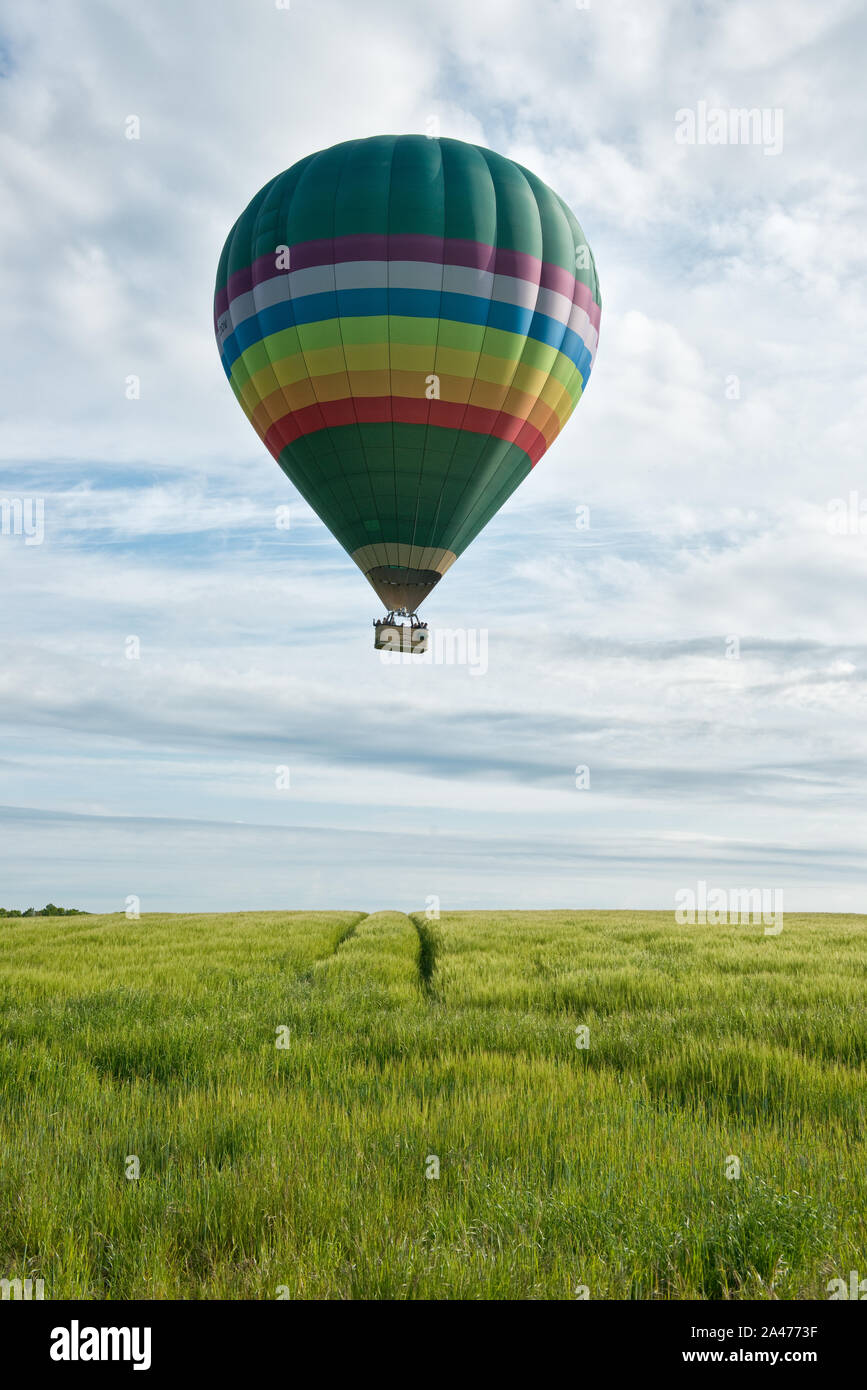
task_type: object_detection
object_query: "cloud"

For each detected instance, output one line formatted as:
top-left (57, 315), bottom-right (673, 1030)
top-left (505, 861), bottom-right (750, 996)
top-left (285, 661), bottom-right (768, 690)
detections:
top-left (0, 0), bottom-right (865, 909)
top-left (2, 803), bottom-right (864, 914)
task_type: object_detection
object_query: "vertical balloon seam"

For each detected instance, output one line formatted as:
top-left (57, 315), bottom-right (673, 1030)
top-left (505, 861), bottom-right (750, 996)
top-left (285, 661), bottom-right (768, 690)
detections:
top-left (248, 173), bottom-right (338, 541)
top-left (562, 192), bottom-right (601, 392)
top-left (279, 162), bottom-right (361, 557)
top-left (534, 199), bottom-right (596, 439)
top-left (436, 179), bottom-right (598, 560)
top-left (227, 195), bottom-right (279, 443)
top-left (218, 164), bottom-right (348, 554)
top-left (260, 153), bottom-right (351, 550)
top-left (563, 226), bottom-right (599, 396)
top-left (327, 140), bottom-right (375, 566)
top-left (412, 138), bottom-right (482, 564)
top-left (240, 182), bottom-right (298, 445)
top-left (243, 181), bottom-right (292, 448)
top-left (277, 144), bottom-right (380, 567)
top-left (422, 148), bottom-right (501, 556)
top-left (221, 168), bottom-right (296, 424)
top-left (287, 148), bottom-right (369, 564)
top-left (526, 182), bottom-right (589, 436)
top-left (438, 156), bottom-right (548, 550)
top-left (433, 148), bottom-right (545, 555)
top-left (474, 149), bottom-right (551, 454)
top-left (535, 181), bottom-right (587, 429)
top-left (428, 141), bottom-right (519, 563)
top-left (381, 135), bottom-right (397, 572)
top-left (284, 147), bottom-right (361, 540)
top-left (466, 157), bottom-right (554, 534)
top-left (218, 184), bottom-right (269, 402)
top-left (517, 173), bottom-right (600, 411)
top-left (555, 191), bottom-right (601, 416)
top-left (408, 139), bottom-right (447, 566)
top-left (478, 176), bottom-right (576, 478)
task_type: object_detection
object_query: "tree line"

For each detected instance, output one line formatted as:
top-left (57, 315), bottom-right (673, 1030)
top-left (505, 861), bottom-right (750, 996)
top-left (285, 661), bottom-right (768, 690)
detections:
top-left (0, 904), bottom-right (88, 917)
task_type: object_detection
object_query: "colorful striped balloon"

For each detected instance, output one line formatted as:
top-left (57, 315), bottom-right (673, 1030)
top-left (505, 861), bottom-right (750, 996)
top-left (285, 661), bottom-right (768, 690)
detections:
top-left (214, 135), bottom-right (601, 614)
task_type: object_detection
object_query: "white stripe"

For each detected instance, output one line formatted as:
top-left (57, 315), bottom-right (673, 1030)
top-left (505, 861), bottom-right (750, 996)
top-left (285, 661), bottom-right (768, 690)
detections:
top-left (223, 262), bottom-right (589, 346)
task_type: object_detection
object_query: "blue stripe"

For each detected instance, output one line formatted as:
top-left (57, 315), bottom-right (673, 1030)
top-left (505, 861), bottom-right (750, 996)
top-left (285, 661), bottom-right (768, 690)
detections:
top-left (221, 287), bottom-right (592, 377)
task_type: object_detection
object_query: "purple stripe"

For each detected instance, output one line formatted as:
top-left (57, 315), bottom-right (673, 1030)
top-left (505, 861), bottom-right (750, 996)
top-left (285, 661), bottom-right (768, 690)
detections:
top-left (571, 280), bottom-right (601, 326)
top-left (216, 235), bottom-right (601, 329)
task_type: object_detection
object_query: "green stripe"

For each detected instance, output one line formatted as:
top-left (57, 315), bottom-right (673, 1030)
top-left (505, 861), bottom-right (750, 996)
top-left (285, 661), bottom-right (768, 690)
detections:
top-left (220, 137), bottom-right (599, 292)
top-left (276, 423), bottom-right (532, 559)
top-left (229, 316), bottom-right (587, 401)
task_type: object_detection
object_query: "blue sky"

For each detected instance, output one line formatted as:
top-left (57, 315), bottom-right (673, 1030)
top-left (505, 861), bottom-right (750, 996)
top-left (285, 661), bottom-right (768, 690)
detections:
top-left (1, 0), bottom-right (866, 913)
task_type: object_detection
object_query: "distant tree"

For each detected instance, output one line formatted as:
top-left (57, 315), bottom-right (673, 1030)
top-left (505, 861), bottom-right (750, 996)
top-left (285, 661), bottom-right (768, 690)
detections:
top-left (0, 904), bottom-right (88, 918)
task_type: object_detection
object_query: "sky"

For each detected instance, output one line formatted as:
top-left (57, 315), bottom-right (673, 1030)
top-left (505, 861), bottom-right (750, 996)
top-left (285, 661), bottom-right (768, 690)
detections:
top-left (1, 0), bottom-right (866, 914)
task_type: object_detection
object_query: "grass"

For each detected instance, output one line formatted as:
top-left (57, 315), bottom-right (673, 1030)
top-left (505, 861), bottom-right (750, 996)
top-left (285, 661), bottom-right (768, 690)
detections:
top-left (0, 908), bottom-right (864, 1299)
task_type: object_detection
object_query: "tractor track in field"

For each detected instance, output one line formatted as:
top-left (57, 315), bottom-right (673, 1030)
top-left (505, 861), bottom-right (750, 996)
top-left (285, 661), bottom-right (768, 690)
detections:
top-left (331, 911), bottom-right (368, 954)
top-left (305, 912), bottom-right (368, 982)
top-left (409, 912), bottom-right (442, 1000)
top-left (317, 911), bottom-right (442, 1000)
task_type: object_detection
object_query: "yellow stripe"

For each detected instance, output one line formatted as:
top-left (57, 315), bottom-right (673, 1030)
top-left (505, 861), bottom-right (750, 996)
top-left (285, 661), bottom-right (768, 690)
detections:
top-left (233, 331), bottom-right (584, 415)
top-left (248, 364), bottom-right (579, 438)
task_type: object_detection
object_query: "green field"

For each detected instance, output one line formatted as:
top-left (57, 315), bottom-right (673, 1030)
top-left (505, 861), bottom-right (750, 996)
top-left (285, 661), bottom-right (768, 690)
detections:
top-left (0, 909), bottom-right (864, 1300)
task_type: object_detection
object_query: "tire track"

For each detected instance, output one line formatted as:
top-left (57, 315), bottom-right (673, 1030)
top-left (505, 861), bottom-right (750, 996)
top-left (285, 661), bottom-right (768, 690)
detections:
top-left (409, 913), bottom-right (441, 1000)
top-left (331, 912), bottom-right (369, 953)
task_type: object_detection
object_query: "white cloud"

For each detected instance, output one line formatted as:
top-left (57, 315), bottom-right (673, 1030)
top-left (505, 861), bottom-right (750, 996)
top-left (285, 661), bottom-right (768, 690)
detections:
top-left (0, 0), bottom-right (865, 908)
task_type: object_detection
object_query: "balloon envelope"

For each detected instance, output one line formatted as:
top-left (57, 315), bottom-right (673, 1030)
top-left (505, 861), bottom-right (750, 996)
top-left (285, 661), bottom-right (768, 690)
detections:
top-left (214, 135), bottom-right (601, 612)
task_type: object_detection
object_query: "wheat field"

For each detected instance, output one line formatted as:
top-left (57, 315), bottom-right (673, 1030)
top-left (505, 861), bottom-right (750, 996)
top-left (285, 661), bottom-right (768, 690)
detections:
top-left (0, 909), bottom-right (864, 1299)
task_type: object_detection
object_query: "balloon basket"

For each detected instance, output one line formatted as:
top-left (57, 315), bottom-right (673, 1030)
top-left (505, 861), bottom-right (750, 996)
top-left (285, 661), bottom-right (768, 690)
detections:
top-left (373, 621), bottom-right (429, 654)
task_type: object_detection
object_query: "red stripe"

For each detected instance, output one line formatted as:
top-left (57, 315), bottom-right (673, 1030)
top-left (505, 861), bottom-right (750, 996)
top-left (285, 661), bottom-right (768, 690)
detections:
top-left (263, 398), bottom-right (548, 466)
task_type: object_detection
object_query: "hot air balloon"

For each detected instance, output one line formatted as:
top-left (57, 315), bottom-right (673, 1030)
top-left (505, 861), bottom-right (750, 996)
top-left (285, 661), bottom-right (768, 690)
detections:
top-left (214, 136), bottom-right (601, 650)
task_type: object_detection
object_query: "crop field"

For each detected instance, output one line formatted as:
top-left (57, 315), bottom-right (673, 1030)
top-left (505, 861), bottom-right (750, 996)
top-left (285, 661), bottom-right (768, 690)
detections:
top-left (0, 909), bottom-right (864, 1300)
